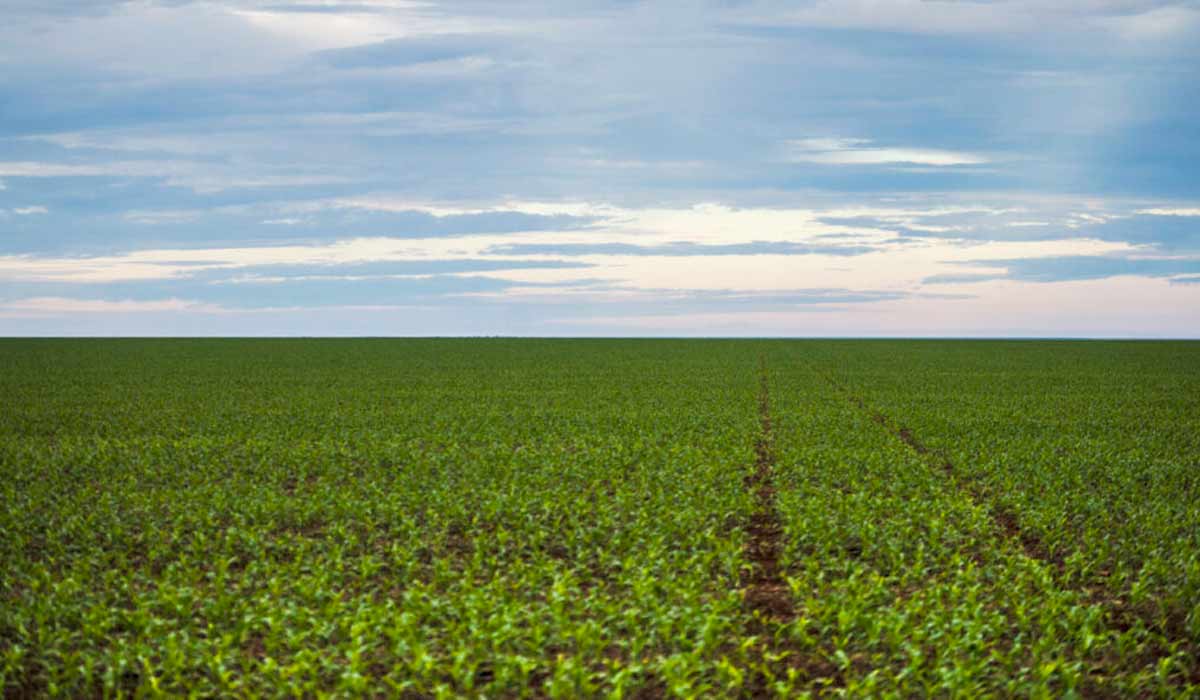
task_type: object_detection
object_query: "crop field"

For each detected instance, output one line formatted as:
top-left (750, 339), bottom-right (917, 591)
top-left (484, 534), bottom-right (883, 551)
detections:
top-left (2, 338), bottom-right (1198, 697)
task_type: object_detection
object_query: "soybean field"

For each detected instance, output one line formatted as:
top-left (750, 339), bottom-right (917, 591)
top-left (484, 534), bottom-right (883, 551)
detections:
top-left (2, 339), bottom-right (1198, 697)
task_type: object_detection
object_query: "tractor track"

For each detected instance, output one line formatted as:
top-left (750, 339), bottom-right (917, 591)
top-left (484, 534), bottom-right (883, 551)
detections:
top-left (741, 358), bottom-right (841, 697)
top-left (818, 369), bottom-right (1199, 688)
top-left (825, 371), bottom-right (1061, 571)
top-left (742, 358), bottom-right (793, 625)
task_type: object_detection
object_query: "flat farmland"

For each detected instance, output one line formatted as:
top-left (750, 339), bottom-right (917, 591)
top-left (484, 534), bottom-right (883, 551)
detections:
top-left (1, 339), bottom-right (1198, 697)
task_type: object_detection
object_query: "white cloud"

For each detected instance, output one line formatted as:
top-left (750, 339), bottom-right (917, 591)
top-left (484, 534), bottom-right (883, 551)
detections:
top-left (124, 210), bottom-right (203, 225)
top-left (13, 206), bottom-right (48, 215)
top-left (565, 156), bottom-right (709, 172)
top-left (19, 116), bottom-right (514, 180)
top-left (233, 4), bottom-right (520, 51)
top-left (271, 111), bottom-right (505, 134)
top-left (0, 296), bottom-right (431, 319)
top-left (455, 285), bottom-right (677, 305)
top-left (0, 297), bottom-right (221, 317)
top-left (0, 160), bottom-right (351, 193)
top-left (0, 4), bottom-right (306, 79)
top-left (28, 131), bottom-right (225, 156)
top-left (329, 197), bottom-right (618, 219)
top-left (0, 232), bottom-right (568, 283)
top-left (1136, 208), bottom-right (1200, 217)
top-left (169, 174), bottom-right (353, 194)
top-left (785, 138), bottom-right (989, 167)
top-left (1094, 5), bottom-right (1200, 41)
top-left (0, 162), bottom-right (118, 177)
top-left (731, 1), bottom-right (1199, 39)
top-left (0, 198), bottom-right (1142, 289)
top-left (1, 193), bottom-right (1188, 336)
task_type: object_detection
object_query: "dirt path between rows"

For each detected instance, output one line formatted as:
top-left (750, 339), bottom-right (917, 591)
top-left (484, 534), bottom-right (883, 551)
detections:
top-left (742, 357), bottom-right (794, 624)
top-left (740, 357), bottom-right (824, 697)
top-left (822, 371), bottom-right (1062, 570)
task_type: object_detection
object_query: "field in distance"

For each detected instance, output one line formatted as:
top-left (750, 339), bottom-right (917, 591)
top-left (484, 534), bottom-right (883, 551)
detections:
top-left (2, 338), bottom-right (1198, 697)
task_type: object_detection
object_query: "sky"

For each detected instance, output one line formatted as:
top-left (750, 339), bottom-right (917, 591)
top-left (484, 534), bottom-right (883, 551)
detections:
top-left (1, 0), bottom-right (1199, 337)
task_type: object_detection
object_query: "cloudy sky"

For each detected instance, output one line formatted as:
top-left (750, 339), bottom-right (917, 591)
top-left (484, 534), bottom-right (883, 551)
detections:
top-left (2, 0), bottom-right (1199, 336)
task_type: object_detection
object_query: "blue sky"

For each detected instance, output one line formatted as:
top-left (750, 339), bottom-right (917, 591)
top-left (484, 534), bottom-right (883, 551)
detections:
top-left (1, 0), bottom-right (1198, 337)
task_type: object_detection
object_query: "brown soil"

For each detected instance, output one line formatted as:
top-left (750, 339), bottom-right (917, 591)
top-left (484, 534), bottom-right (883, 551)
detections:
top-left (742, 359), bottom-right (794, 625)
top-left (739, 358), bottom-right (820, 697)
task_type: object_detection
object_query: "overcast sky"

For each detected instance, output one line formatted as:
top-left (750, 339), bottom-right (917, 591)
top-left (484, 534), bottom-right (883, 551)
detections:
top-left (1, 0), bottom-right (1198, 336)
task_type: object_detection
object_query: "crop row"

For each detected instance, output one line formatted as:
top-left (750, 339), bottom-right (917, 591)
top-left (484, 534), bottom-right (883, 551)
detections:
top-left (790, 340), bottom-right (1200, 691)
top-left (754, 343), bottom-right (1192, 696)
top-left (2, 340), bottom-right (763, 697)
top-left (2, 339), bottom-right (1197, 697)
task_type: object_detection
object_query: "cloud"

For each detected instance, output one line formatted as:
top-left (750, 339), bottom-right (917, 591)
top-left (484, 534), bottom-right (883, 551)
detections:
top-left (0, 297), bottom-right (220, 317)
top-left (1, 1), bottom-right (1198, 336)
top-left (12, 206), bottom-right (48, 215)
top-left (28, 203), bottom-right (601, 255)
top-left (926, 254), bottom-right (1200, 284)
top-left (28, 111), bottom-right (507, 154)
top-left (482, 241), bottom-right (880, 257)
top-left (123, 210), bottom-right (203, 225)
top-left (0, 161), bottom-right (353, 193)
top-left (921, 273), bottom-right (1006, 285)
top-left (813, 206), bottom-right (1200, 253)
top-left (0, 241), bottom-right (592, 283)
top-left (784, 139), bottom-right (989, 167)
top-left (212, 259), bottom-right (592, 281)
top-left (317, 34), bottom-right (496, 69)
top-left (0, 294), bottom-right (441, 319)
top-left (1137, 208), bottom-right (1200, 217)
top-left (1095, 4), bottom-right (1200, 42)
top-left (235, 3), bottom-right (524, 52)
top-left (1081, 212), bottom-right (1200, 252)
top-left (730, 1), bottom-right (1200, 38)
top-left (0, 162), bottom-right (122, 177)
top-left (2, 1), bottom-right (131, 17)
top-left (0, 3), bottom-right (309, 79)
top-left (465, 285), bottom-right (907, 307)
top-left (0, 272), bottom-right (519, 309)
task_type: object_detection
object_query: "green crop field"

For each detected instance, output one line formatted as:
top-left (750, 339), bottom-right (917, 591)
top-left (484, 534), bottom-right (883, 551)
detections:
top-left (2, 339), bottom-right (1198, 698)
